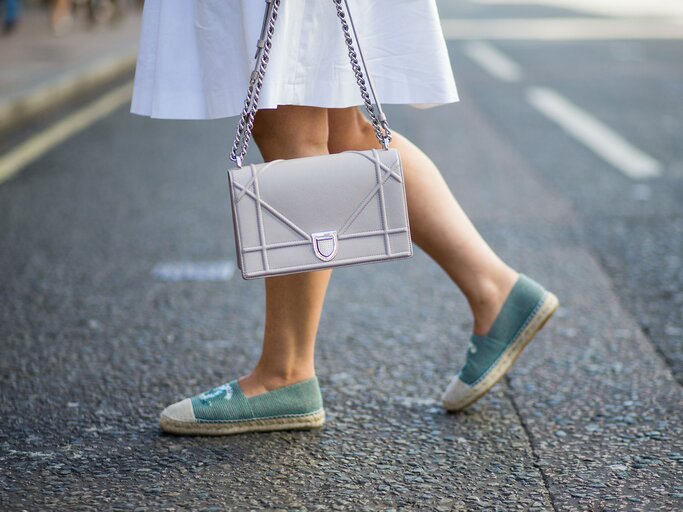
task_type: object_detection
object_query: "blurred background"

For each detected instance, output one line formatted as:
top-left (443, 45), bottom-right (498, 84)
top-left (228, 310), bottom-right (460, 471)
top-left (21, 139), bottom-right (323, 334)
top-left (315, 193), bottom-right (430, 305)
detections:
top-left (1, 1), bottom-right (682, 510)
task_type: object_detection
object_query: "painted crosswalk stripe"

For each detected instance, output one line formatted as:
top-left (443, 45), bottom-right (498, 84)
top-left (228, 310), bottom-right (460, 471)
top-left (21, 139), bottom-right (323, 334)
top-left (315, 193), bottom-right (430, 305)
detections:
top-left (151, 261), bottom-right (236, 282)
top-left (526, 87), bottom-right (662, 179)
top-left (0, 82), bottom-right (133, 185)
top-left (463, 41), bottom-right (523, 82)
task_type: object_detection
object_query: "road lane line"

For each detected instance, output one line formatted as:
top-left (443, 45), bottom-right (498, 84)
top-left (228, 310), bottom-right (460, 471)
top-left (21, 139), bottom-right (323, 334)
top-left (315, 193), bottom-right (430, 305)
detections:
top-left (526, 87), bottom-right (661, 179)
top-left (441, 18), bottom-right (683, 40)
top-left (151, 261), bottom-right (236, 282)
top-left (463, 41), bottom-right (523, 82)
top-left (0, 82), bottom-right (133, 185)
top-left (465, 0), bottom-right (683, 18)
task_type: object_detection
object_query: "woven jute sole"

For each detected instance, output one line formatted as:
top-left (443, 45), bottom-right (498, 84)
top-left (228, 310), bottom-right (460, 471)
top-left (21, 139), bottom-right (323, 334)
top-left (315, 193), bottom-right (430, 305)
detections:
top-left (160, 409), bottom-right (325, 436)
top-left (443, 292), bottom-right (559, 412)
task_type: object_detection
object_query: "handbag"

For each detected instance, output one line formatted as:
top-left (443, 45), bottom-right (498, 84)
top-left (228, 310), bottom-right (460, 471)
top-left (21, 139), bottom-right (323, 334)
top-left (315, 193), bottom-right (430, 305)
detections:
top-left (227, 0), bottom-right (413, 279)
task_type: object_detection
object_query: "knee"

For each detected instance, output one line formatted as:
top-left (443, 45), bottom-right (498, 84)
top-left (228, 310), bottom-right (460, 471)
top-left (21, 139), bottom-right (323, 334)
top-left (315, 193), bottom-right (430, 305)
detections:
top-left (327, 108), bottom-right (377, 153)
top-left (251, 106), bottom-right (329, 159)
top-left (252, 124), bottom-right (327, 153)
top-left (356, 114), bottom-right (377, 138)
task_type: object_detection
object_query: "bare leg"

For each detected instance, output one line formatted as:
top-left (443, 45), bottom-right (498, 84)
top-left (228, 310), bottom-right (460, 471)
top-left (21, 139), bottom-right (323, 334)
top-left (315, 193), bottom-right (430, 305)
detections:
top-left (51, 0), bottom-right (73, 36)
top-left (327, 107), bottom-right (518, 335)
top-left (237, 106), bottom-right (333, 398)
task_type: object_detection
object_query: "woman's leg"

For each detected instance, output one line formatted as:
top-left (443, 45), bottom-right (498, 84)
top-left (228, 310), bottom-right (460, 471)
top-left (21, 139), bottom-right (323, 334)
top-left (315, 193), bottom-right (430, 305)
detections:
top-left (237, 106), bottom-right (333, 398)
top-left (51, 0), bottom-right (73, 36)
top-left (327, 107), bottom-right (517, 336)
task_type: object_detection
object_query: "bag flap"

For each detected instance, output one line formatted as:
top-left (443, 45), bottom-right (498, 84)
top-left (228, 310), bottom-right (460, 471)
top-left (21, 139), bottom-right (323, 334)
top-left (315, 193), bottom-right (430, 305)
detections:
top-left (229, 148), bottom-right (405, 243)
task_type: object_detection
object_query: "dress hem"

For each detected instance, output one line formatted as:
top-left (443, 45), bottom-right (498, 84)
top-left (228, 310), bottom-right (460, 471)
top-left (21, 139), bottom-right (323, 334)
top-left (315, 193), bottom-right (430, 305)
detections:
top-left (130, 92), bottom-right (460, 120)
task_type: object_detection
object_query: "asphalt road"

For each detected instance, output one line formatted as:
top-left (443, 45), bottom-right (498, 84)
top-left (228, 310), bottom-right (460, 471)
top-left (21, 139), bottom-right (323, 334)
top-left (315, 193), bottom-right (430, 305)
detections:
top-left (1, 1), bottom-right (682, 510)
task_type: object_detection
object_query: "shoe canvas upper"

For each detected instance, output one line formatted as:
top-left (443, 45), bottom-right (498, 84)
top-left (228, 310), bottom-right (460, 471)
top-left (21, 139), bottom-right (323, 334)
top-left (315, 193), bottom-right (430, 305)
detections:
top-left (190, 376), bottom-right (323, 423)
top-left (459, 274), bottom-right (547, 386)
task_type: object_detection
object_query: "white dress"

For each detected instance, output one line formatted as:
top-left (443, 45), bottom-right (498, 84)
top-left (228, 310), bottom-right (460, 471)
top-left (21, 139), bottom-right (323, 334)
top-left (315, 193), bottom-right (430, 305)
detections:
top-left (130, 0), bottom-right (459, 120)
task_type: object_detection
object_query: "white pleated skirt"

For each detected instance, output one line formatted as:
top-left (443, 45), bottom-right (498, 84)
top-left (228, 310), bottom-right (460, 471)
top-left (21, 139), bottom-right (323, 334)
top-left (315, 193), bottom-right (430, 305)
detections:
top-left (130, 0), bottom-right (459, 120)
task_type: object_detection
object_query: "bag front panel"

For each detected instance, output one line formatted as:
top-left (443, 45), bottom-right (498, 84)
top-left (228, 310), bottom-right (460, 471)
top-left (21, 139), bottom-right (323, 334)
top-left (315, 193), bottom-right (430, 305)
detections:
top-left (228, 148), bottom-right (412, 278)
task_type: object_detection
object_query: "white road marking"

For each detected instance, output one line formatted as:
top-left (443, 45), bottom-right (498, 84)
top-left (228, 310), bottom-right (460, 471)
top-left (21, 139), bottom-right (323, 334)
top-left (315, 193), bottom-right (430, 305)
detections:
top-left (466, 0), bottom-right (683, 18)
top-left (527, 87), bottom-right (662, 179)
top-left (441, 18), bottom-right (683, 40)
top-left (0, 82), bottom-right (133, 185)
top-left (203, 340), bottom-right (235, 349)
top-left (463, 41), bottom-right (523, 82)
top-left (151, 261), bottom-right (236, 282)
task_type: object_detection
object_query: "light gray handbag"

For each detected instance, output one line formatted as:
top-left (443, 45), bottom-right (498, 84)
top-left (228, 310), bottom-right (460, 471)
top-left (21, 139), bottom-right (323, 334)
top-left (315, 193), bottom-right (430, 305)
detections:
top-left (227, 0), bottom-right (413, 279)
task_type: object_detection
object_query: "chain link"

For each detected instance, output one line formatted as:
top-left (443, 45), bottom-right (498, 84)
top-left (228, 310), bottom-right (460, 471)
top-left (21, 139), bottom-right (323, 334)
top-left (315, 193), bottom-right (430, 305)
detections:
top-left (332, 0), bottom-right (391, 149)
top-left (229, 0), bottom-right (280, 167)
top-left (230, 0), bottom-right (392, 167)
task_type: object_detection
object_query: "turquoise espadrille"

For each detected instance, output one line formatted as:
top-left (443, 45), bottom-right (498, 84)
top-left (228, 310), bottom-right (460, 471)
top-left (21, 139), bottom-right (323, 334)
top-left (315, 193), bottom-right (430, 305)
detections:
top-left (160, 376), bottom-right (325, 435)
top-left (442, 274), bottom-right (559, 411)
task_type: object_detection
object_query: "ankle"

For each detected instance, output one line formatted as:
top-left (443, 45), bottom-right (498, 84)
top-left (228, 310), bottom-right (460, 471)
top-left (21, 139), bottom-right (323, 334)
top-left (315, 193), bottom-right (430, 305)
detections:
top-left (257, 367), bottom-right (316, 386)
top-left (239, 366), bottom-right (316, 398)
top-left (468, 269), bottom-right (519, 336)
top-left (467, 268), bottom-right (517, 307)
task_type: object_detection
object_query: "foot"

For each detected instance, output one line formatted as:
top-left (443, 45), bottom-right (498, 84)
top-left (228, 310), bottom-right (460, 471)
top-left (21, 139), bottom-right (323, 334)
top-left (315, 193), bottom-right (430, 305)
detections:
top-left (442, 274), bottom-right (559, 412)
top-left (160, 375), bottom-right (324, 435)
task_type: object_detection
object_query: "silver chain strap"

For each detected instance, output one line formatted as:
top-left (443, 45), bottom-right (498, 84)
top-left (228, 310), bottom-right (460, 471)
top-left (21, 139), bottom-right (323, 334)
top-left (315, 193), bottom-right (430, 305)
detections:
top-left (229, 0), bottom-right (392, 168)
top-left (229, 0), bottom-right (280, 168)
top-left (333, 0), bottom-right (392, 150)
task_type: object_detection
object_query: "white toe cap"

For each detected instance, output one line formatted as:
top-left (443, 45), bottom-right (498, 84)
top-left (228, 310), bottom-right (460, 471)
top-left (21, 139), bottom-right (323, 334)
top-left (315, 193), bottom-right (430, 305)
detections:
top-left (441, 375), bottom-right (472, 410)
top-left (160, 398), bottom-right (195, 423)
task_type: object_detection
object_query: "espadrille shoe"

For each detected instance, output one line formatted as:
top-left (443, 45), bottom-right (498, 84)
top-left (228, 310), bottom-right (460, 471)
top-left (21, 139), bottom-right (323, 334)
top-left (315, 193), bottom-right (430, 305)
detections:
top-left (160, 375), bottom-right (325, 435)
top-left (442, 274), bottom-right (559, 412)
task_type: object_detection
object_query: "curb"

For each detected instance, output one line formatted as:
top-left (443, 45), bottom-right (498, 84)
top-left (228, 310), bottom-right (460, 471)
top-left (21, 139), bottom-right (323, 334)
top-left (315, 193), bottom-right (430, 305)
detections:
top-left (0, 49), bottom-right (137, 133)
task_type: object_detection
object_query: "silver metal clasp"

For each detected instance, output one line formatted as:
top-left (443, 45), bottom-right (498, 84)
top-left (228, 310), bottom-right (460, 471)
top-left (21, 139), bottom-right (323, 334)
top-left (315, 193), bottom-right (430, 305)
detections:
top-left (311, 231), bottom-right (338, 262)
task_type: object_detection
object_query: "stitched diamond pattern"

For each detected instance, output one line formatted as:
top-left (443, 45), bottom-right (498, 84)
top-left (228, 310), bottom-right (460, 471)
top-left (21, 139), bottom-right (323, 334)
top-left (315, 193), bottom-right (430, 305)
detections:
top-left (228, 148), bottom-right (412, 278)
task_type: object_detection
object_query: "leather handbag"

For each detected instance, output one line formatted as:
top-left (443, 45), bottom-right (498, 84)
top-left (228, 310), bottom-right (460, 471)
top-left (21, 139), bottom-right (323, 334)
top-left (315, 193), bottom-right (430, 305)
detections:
top-left (227, 0), bottom-right (412, 279)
